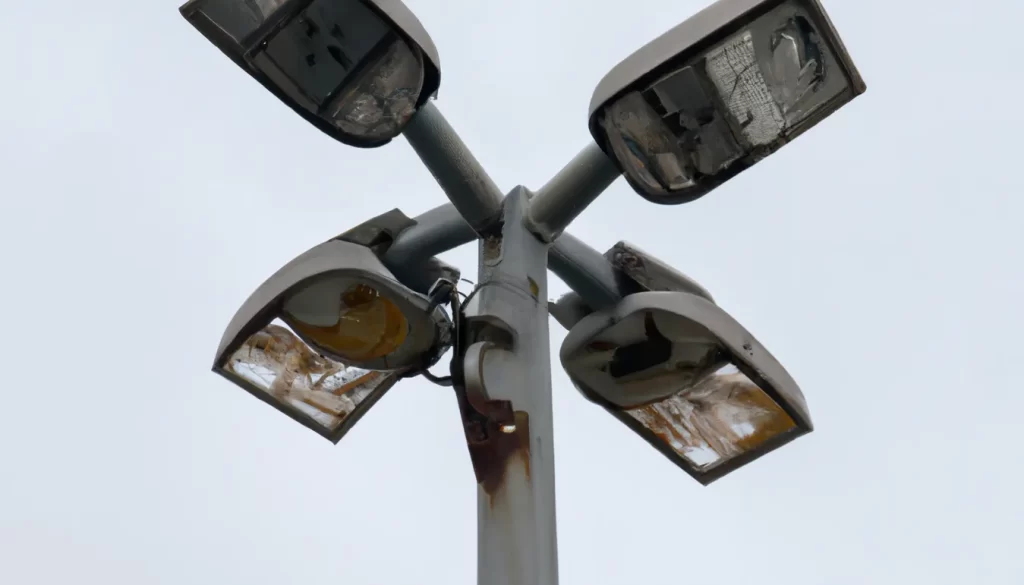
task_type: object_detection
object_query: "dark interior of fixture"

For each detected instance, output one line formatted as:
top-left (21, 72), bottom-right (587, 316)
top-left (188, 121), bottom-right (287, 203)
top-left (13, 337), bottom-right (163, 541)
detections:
top-left (608, 311), bottom-right (672, 378)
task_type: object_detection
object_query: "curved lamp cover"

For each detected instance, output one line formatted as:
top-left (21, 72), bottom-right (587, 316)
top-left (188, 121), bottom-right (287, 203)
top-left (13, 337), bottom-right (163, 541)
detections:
top-left (213, 238), bottom-right (452, 443)
top-left (605, 241), bottom-right (714, 301)
top-left (180, 0), bottom-right (441, 147)
top-left (560, 291), bottom-right (811, 484)
top-left (589, 0), bottom-right (865, 205)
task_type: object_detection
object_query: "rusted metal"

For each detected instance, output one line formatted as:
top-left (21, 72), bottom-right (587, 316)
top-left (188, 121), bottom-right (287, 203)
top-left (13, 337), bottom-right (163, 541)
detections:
top-left (454, 344), bottom-right (533, 500)
top-left (465, 409), bottom-right (531, 498)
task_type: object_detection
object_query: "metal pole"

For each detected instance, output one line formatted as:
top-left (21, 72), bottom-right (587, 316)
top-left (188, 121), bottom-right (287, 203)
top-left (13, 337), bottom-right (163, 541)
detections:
top-left (402, 101), bottom-right (504, 233)
top-left (459, 187), bottom-right (558, 585)
top-left (525, 143), bottom-right (621, 242)
top-left (383, 203), bottom-right (476, 267)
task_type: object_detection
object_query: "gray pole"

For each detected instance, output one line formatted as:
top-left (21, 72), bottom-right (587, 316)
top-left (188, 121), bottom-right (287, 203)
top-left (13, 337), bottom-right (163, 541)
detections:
top-left (402, 101), bottom-right (505, 233)
top-left (525, 143), bottom-right (622, 242)
top-left (400, 104), bottom-right (622, 585)
top-left (460, 188), bottom-right (559, 585)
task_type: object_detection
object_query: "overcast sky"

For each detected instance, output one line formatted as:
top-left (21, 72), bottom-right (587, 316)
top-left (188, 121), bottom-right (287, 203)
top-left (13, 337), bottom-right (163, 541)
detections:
top-left (1, 0), bottom-right (1022, 583)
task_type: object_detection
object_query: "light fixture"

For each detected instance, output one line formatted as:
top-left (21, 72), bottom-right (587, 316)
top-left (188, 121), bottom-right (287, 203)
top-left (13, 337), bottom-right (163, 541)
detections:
top-left (560, 291), bottom-right (811, 484)
top-left (589, 0), bottom-right (865, 204)
top-left (214, 235), bottom-right (452, 442)
top-left (180, 0), bottom-right (441, 147)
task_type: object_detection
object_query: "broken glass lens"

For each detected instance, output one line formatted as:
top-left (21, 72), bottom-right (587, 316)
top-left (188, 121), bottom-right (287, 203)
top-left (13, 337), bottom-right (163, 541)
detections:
top-left (245, 0), bottom-right (425, 140)
top-left (600, 91), bottom-right (697, 194)
top-left (599, 5), bottom-right (849, 201)
top-left (328, 35), bottom-right (425, 140)
top-left (626, 363), bottom-right (797, 471)
top-left (223, 320), bottom-right (392, 433)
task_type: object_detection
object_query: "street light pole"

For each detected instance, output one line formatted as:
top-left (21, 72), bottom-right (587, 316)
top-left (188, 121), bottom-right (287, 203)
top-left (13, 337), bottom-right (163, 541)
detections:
top-left (401, 103), bottom-right (577, 585)
top-left (185, 0), bottom-right (861, 582)
top-left (461, 188), bottom-right (559, 585)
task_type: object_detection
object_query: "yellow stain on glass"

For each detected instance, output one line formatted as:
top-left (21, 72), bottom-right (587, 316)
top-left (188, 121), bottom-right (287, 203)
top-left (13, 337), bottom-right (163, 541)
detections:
top-left (286, 284), bottom-right (409, 362)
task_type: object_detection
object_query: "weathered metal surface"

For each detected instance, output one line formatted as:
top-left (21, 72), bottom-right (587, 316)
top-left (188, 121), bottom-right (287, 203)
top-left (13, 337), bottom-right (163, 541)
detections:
top-left (458, 339), bottom-right (534, 502)
top-left (465, 409), bottom-right (532, 499)
top-left (458, 188), bottom-right (559, 585)
top-left (606, 241), bottom-right (713, 301)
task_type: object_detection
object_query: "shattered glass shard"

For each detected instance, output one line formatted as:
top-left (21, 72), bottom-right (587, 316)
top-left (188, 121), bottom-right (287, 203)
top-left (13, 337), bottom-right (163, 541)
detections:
top-left (644, 65), bottom-right (744, 175)
top-left (330, 36), bottom-right (425, 140)
top-left (626, 364), bottom-right (796, 471)
top-left (705, 31), bottom-right (786, 147)
top-left (224, 320), bottom-right (390, 432)
top-left (601, 91), bottom-right (697, 193)
top-left (767, 16), bottom-right (827, 119)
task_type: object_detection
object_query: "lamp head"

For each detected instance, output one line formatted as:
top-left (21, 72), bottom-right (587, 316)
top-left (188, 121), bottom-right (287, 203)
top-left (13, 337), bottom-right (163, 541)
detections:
top-left (560, 291), bottom-right (811, 484)
top-left (214, 233), bottom-right (452, 443)
top-left (181, 0), bottom-right (441, 147)
top-left (589, 0), bottom-right (864, 204)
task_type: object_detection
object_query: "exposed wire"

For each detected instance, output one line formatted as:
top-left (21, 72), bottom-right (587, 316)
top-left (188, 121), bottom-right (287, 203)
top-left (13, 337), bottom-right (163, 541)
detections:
top-left (411, 278), bottom-right (462, 388)
top-left (458, 280), bottom-right (522, 317)
top-left (421, 369), bottom-right (454, 387)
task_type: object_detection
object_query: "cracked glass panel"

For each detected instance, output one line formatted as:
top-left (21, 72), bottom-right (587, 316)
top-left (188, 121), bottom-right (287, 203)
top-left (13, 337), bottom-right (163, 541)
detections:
top-left (705, 31), bottom-right (786, 147)
top-left (328, 35), bottom-right (425, 140)
top-left (245, 0), bottom-right (425, 140)
top-left (599, 3), bottom-right (850, 201)
top-left (223, 319), bottom-right (392, 433)
top-left (626, 364), bottom-right (796, 471)
top-left (257, 0), bottom-right (393, 107)
top-left (600, 91), bottom-right (697, 194)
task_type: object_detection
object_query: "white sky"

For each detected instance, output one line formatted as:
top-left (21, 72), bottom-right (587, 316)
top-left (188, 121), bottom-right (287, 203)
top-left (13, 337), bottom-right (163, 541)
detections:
top-left (1, 0), bottom-right (1022, 583)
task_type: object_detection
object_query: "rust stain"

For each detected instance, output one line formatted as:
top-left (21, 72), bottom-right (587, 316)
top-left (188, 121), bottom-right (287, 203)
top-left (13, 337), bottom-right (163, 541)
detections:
top-left (465, 409), bottom-right (531, 502)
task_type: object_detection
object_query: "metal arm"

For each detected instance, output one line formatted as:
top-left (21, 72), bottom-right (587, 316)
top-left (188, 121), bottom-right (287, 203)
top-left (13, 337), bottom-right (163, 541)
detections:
top-left (383, 203), bottom-right (474, 264)
top-left (383, 204), bottom-right (632, 312)
top-left (548, 233), bottom-right (626, 311)
top-left (402, 101), bottom-right (504, 233)
top-left (525, 143), bottom-right (621, 242)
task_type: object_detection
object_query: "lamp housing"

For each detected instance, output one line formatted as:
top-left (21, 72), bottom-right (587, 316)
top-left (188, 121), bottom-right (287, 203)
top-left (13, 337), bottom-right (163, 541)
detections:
top-left (181, 0), bottom-right (441, 147)
top-left (213, 235), bottom-right (452, 442)
top-left (560, 291), bottom-right (811, 484)
top-left (589, 0), bottom-right (865, 204)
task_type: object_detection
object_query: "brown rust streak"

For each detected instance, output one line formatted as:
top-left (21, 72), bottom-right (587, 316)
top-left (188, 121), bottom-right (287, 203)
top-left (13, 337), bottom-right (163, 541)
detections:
top-left (466, 410), bottom-right (531, 503)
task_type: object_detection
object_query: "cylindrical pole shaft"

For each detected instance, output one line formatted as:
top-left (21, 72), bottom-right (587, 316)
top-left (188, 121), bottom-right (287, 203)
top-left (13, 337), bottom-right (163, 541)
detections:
top-left (402, 101), bottom-right (504, 233)
top-left (526, 143), bottom-right (621, 242)
top-left (461, 188), bottom-right (558, 585)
